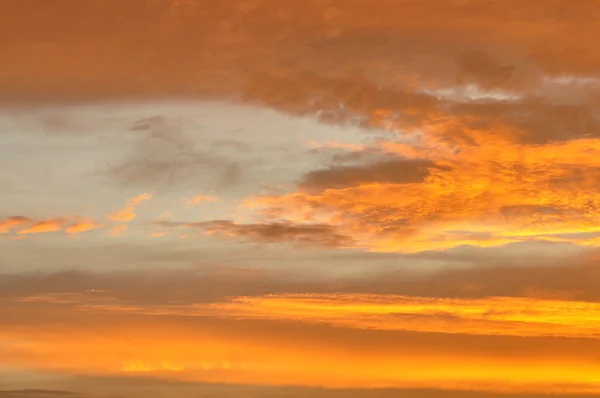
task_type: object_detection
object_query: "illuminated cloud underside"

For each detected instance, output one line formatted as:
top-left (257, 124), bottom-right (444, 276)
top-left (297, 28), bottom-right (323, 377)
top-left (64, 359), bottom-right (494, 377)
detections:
top-left (2, 299), bottom-right (600, 394)
top-left (18, 292), bottom-right (600, 339)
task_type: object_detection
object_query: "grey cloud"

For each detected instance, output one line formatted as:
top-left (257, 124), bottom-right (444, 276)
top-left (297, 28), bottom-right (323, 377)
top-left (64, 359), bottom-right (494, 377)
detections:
top-left (1, 243), bottom-right (599, 306)
top-left (454, 50), bottom-right (518, 90)
top-left (107, 116), bottom-right (241, 189)
top-left (159, 220), bottom-right (355, 248)
top-left (299, 158), bottom-right (435, 193)
top-left (4, 383), bottom-right (600, 398)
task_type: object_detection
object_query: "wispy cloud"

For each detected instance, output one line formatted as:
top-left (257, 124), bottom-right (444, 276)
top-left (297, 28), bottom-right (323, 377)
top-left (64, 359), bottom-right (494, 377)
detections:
top-left (108, 116), bottom-right (240, 189)
top-left (0, 217), bottom-right (31, 234)
top-left (64, 221), bottom-right (103, 235)
top-left (197, 294), bottom-right (600, 339)
top-left (107, 193), bottom-right (152, 222)
top-left (31, 292), bottom-right (600, 340)
top-left (186, 193), bottom-right (218, 205)
top-left (17, 219), bottom-right (68, 235)
top-left (158, 220), bottom-right (355, 248)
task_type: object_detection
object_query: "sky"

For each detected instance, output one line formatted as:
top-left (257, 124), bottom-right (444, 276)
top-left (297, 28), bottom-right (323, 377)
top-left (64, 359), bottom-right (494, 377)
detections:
top-left (2, 0), bottom-right (600, 397)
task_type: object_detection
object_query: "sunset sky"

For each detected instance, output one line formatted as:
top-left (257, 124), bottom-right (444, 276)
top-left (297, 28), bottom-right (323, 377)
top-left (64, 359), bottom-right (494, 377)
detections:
top-left (2, 1), bottom-right (600, 397)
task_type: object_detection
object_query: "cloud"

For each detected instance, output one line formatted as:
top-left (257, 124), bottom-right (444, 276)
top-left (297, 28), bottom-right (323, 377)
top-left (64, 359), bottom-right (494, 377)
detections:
top-left (242, 70), bottom-right (600, 146)
top-left (2, 251), bottom-right (600, 393)
top-left (0, 217), bottom-right (31, 234)
top-left (3, 0), bottom-right (600, 104)
top-left (159, 220), bottom-right (355, 248)
top-left (5, 1), bottom-right (600, 256)
top-left (3, 385), bottom-right (600, 398)
top-left (64, 221), bottom-right (102, 234)
top-left (4, 290), bottom-right (600, 394)
top-left (107, 116), bottom-right (240, 189)
top-left (239, 135), bottom-right (600, 252)
top-left (192, 293), bottom-right (600, 339)
top-left (107, 193), bottom-right (152, 222)
top-left (454, 50), bottom-right (518, 90)
top-left (2, 246), bottom-right (599, 305)
top-left (17, 286), bottom-right (599, 340)
top-left (0, 216), bottom-right (103, 236)
top-left (5, 3), bottom-right (600, 395)
top-left (187, 194), bottom-right (218, 205)
top-left (17, 218), bottom-right (67, 235)
top-left (299, 158), bottom-right (434, 193)
top-left (5, 253), bottom-right (600, 341)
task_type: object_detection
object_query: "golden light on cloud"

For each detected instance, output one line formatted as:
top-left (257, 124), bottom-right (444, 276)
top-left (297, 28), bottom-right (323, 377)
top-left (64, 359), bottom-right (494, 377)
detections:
top-left (2, 300), bottom-right (600, 395)
top-left (107, 193), bottom-right (152, 223)
top-left (121, 360), bottom-right (185, 372)
top-left (200, 294), bottom-right (600, 339)
top-left (1, 216), bottom-right (103, 237)
top-left (17, 218), bottom-right (67, 235)
top-left (0, 216), bottom-right (31, 234)
top-left (45, 293), bottom-right (600, 340)
top-left (242, 136), bottom-right (600, 252)
top-left (65, 221), bottom-right (103, 234)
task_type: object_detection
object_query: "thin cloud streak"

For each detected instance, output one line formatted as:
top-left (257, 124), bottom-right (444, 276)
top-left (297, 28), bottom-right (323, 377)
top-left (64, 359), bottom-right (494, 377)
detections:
top-left (158, 220), bottom-right (356, 248)
top-left (106, 193), bottom-right (152, 222)
top-left (31, 292), bottom-right (600, 339)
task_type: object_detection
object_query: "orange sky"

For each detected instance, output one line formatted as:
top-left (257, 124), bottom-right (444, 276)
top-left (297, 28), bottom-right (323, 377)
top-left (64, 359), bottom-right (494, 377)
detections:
top-left (2, 1), bottom-right (600, 397)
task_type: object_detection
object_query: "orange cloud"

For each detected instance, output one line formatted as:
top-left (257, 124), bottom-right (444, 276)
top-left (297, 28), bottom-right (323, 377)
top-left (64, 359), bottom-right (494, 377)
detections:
top-left (2, 216), bottom-right (102, 236)
top-left (197, 294), bottom-right (600, 339)
top-left (46, 293), bottom-right (600, 340)
top-left (3, 299), bottom-right (600, 394)
top-left (121, 359), bottom-right (185, 372)
top-left (239, 135), bottom-right (600, 252)
top-left (65, 221), bottom-right (103, 234)
top-left (107, 193), bottom-right (152, 222)
top-left (186, 193), bottom-right (218, 205)
top-left (17, 218), bottom-right (67, 235)
top-left (0, 216), bottom-right (31, 233)
top-left (5, 0), bottom-right (600, 256)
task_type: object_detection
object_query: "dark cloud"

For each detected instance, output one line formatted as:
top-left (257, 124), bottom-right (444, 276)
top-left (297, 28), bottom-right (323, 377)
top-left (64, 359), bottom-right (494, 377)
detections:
top-left (1, 245), bottom-right (599, 305)
top-left (241, 72), bottom-right (440, 131)
top-left (4, 383), bottom-right (600, 398)
top-left (159, 220), bottom-right (355, 248)
top-left (2, 0), bottom-right (600, 149)
top-left (242, 70), bottom-right (600, 145)
top-left (449, 98), bottom-right (600, 144)
top-left (107, 116), bottom-right (240, 189)
top-left (454, 50), bottom-right (517, 90)
top-left (1, 1), bottom-right (598, 98)
top-left (300, 158), bottom-right (434, 193)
